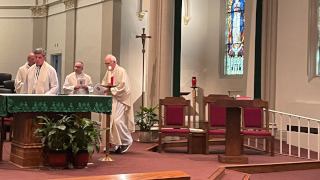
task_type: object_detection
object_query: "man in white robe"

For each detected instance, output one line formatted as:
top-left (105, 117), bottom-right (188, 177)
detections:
top-left (23, 48), bottom-right (59, 94)
top-left (101, 54), bottom-right (134, 153)
top-left (63, 61), bottom-right (93, 94)
top-left (14, 53), bottom-right (35, 93)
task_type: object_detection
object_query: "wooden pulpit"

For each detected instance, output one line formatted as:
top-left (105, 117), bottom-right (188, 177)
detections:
top-left (213, 98), bottom-right (267, 164)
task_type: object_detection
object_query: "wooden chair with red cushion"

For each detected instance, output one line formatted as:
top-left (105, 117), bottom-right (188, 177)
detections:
top-left (158, 97), bottom-right (192, 153)
top-left (203, 94), bottom-right (233, 154)
top-left (241, 99), bottom-right (274, 156)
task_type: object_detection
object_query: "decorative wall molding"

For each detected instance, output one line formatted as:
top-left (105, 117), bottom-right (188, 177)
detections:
top-left (30, 5), bottom-right (48, 17)
top-left (0, 6), bottom-right (31, 9)
top-left (62, 0), bottom-right (77, 10)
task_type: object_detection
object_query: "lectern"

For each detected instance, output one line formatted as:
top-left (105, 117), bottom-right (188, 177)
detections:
top-left (213, 99), bottom-right (267, 164)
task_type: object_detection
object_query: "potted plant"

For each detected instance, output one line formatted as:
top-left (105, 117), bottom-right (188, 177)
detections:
top-left (69, 114), bottom-right (105, 168)
top-left (33, 114), bottom-right (73, 169)
top-left (135, 105), bottom-right (159, 142)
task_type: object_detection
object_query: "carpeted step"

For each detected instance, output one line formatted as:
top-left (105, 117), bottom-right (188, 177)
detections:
top-left (220, 169), bottom-right (248, 180)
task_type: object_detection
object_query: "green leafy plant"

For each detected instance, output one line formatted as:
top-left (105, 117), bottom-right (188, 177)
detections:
top-left (135, 105), bottom-right (159, 132)
top-left (69, 114), bottom-right (106, 155)
top-left (34, 115), bottom-right (73, 151)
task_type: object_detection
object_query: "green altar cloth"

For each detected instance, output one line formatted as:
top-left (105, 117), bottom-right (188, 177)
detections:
top-left (0, 96), bottom-right (6, 117)
top-left (0, 94), bottom-right (112, 116)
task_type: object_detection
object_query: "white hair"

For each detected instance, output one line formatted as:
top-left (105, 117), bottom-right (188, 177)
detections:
top-left (107, 54), bottom-right (117, 64)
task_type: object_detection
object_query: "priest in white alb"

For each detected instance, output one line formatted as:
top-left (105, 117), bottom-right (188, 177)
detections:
top-left (63, 61), bottom-right (93, 94)
top-left (101, 54), bottom-right (134, 154)
top-left (14, 53), bottom-right (35, 93)
top-left (23, 48), bottom-right (59, 94)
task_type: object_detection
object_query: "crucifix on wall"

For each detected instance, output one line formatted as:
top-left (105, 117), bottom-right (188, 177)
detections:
top-left (136, 28), bottom-right (151, 107)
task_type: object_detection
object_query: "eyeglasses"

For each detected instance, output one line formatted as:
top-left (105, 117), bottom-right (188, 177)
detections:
top-left (104, 61), bottom-right (114, 65)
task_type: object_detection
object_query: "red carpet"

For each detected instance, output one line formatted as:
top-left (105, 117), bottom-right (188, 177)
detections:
top-left (0, 133), bottom-right (318, 180)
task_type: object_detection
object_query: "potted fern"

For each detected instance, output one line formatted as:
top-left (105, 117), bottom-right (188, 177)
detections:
top-left (135, 105), bottom-right (159, 142)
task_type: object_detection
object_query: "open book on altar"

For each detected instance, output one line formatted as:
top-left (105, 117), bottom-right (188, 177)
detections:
top-left (93, 83), bottom-right (106, 95)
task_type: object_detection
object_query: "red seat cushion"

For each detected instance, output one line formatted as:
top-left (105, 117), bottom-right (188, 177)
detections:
top-left (3, 117), bottom-right (13, 121)
top-left (209, 103), bottom-right (226, 127)
top-left (161, 129), bottom-right (190, 134)
top-left (241, 130), bottom-right (271, 136)
top-left (209, 130), bottom-right (226, 135)
top-left (166, 105), bottom-right (184, 125)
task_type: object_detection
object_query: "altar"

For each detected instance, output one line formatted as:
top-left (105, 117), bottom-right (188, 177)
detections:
top-left (0, 94), bottom-right (112, 168)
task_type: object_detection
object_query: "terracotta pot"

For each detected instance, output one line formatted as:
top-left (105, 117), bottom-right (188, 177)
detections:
top-left (73, 150), bottom-right (89, 169)
top-left (49, 150), bottom-right (67, 169)
top-left (139, 131), bottom-right (152, 142)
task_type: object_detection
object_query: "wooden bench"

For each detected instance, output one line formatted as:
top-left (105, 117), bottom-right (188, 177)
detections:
top-left (50, 170), bottom-right (190, 180)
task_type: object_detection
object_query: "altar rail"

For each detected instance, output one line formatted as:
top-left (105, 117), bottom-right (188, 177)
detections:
top-left (246, 108), bottom-right (320, 160)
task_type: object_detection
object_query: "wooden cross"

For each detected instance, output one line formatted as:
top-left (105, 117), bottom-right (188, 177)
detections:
top-left (136, 28), bottom-right (151, 107)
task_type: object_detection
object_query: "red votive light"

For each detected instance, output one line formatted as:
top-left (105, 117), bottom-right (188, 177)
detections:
top-left (192, 77), bottom-right (196, 87)
top-left (111, 77), bottom-right (114, 86)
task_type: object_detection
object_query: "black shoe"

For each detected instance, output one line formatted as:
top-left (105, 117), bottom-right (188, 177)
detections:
top-left (114, 146), bottom-right (123, 154)
top-left (121, 144), bottom-right (132, 153)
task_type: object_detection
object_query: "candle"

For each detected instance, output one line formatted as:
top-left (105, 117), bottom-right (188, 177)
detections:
top-left (192, 77), bottom-right (196, 87)
top-left (111, 77), bottom-right (114, 86)
top-left (107, 66), bottom-right (112, 85)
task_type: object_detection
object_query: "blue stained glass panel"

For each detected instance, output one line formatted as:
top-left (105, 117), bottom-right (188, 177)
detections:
top-left (225, 0), bottom-right (245, 75)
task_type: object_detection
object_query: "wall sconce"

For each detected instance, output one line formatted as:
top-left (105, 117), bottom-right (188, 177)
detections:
top-left (137, 0), bottom-right (145, 21)
top-left (137, 11), bottom-right (145, 21)
top-left (183, 0), bottom-right (191, 25)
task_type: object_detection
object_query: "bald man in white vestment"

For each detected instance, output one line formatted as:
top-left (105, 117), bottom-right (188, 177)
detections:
top-left (14, 53), bottom-right (35, 94)
top-left (63, 61), bottom-right (93, 94)
top-left (23, 48), bottom-right (59, 94)
top-left (101, 54), bottom-right (134, 154)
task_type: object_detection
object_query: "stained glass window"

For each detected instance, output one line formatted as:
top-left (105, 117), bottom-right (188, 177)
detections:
top-left (224, 0), bottom-right (245, 75)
